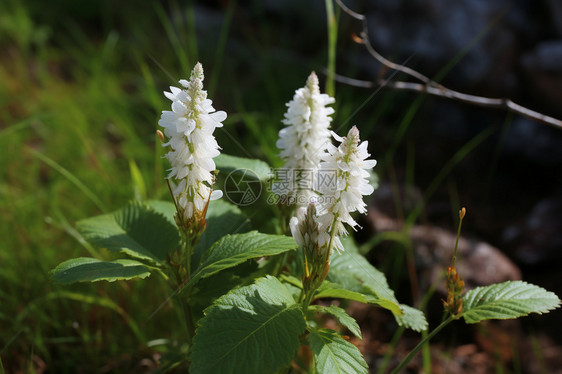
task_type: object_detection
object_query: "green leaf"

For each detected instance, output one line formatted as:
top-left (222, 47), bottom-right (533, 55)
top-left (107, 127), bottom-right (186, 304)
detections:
top-left (309, 329), bottom-right (368, 374)
top-left (309, 305), bottom-right (362, 339)
top-left (190, 261), bottom-right (259, 323)
top-left (327, 250), bottom-right (428, 331)
top-left (329, 251), bottom-right (394, 300)
top-left (328, 251), bottom-right (402, 315)
top-left (77, 201), bottom-right (180, 264)
top-left (315, 281), bottom-right (402, 316)
top-left (51, 257), bottom-right (151, 284)
top-left (461, 281), bottom-right (561, 324)
top-left (215, 153), bottom-right (272, 182)
top-left (187, 231), bottom-right (297, 290)
top-left (395, 304), bottom-right (428, 332)
top-left (191, 276), bottom-right (306, 374)
top-left (340, 235), bottom-right (359, 253)
top-left (145, 200), bottom-right (176, 226)
top-left (314, 284), bottom-right (427, 332)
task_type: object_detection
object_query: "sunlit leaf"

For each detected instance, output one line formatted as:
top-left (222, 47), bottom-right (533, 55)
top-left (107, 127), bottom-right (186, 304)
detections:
top-left (309, 304), bottom-right (362, 339)
top-left (327, 249), bottom-right (427, 331)
top-left (462, 281), bottom-right (561, 324)
top-left (186, 231), bottom-right (297, 290)
top-left (191, 276), bottom-right (306, 374)
top-left (309, 328), bottom-right (368, 374)
top-left (51, 257), bottom-right (150, 284)
top-left (77, 201), bottom-right (180, 264)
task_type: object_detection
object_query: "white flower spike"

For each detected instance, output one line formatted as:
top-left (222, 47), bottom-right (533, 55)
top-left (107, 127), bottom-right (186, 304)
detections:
top-left (275, 72), bottom-right (335, 203)
top-left (158, 63), bottom-right (226, 226)
top-left (317, 126), bottom-right (377, 253)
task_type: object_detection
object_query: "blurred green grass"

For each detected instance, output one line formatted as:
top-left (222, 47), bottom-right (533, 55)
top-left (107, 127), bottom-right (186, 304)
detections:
top-left (0, 0), bottom-right (536, 372)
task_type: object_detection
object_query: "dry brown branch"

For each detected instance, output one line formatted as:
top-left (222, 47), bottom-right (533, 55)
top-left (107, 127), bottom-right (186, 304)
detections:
top-left (334, 0), bottom-right (562, 129)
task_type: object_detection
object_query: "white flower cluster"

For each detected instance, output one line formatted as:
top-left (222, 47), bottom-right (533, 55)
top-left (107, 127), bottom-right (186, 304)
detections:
top-left (290, 126), bottom-right (376, 254)
top-left (278, 72), bottom-right (377, 255)
top-left (158, 63), bottom-right (226, 223)
top-left (317, 126), bottom-right (377, 252)
top-left (275, 72), bottom-right (335, 202)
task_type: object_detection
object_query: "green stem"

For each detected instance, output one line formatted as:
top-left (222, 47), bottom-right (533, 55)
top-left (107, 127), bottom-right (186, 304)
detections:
top-left (325, 0), bottom-right (337, 97)
top-left (297, 288), bottom-right (306, 304)
top-left (185, 239), bottom-right (192, 280)
top-left (451, 208), bottom-right (464, 267)
top-left (179, 236), bottom-right (196, 344)
top-left (302, 289), bottom-right (315, 312)
top-left (390, 316), bottom-right (454, 374)
top-left (274, 251), bottom-right (290, 277)
top-left (180, 295), bottom-right (196, 346)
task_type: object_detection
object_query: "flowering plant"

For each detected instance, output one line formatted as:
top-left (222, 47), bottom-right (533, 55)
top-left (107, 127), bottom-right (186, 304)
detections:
top-left (51, 64), bottom-right (560, 373)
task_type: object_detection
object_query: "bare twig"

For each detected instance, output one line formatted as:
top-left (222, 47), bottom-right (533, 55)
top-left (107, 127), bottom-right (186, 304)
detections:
top-left (334, 0), bottom-right (562, 129)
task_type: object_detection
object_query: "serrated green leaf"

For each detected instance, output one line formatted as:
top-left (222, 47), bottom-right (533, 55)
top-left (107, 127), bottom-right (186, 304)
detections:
top-left (51, 257), bottom-right (151, 284)
top-left (215, 153), bottom-right (273, 182)
top-left (309, 328), bottom-right (368, 374)
top-left (191, 276), bottom-right (306, 374)
top-left (309, 305), bottom-right (362, 339)
top-left (77, 201), bottom-right (180, 264)
top-left (461, 281), bottom-right (561, 324)
top-left (329, 251), bottom-right (395, 301)
top-left (186, 231), bottom-right (297, 290)
top-left (145, 200), bottom-right (176, 226)
top-left (315, 281), bottom-right (402, 316)
top-left (327, 250), bottom-right (428, 331)
top-left (314, 284), bottom-right (427, 332)
top-left (327, 251), bottom-right (402, 315)
top-left (395, 304), bottom-right (428, 332)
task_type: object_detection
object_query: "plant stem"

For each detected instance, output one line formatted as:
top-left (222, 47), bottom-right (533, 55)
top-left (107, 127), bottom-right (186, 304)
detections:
top-left (274, 251), bottom-right (290, 277)
top-left (302, 289), bottom-right (316, 312)
top-left (180, 295), bottom-right (196, 346)
top-left (390, 316), bottom-right (454, 374)
top-left (325, 0), bottom-right (337, 97)
top-left (179, 237), bottom-right (196, 344)
top-left (185, 239), bottom-right (192, 280)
